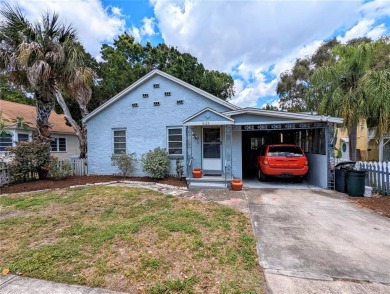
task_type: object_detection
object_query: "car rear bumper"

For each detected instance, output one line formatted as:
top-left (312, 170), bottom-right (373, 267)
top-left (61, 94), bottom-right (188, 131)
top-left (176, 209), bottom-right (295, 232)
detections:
top-left (260, 165), bottom-right (309, 176)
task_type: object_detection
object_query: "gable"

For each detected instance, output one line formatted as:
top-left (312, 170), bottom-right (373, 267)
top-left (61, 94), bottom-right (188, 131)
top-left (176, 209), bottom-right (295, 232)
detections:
top-left (84, 70), bottom-right (238, 122)
top-left (183, 108), bottom-right (234, 126)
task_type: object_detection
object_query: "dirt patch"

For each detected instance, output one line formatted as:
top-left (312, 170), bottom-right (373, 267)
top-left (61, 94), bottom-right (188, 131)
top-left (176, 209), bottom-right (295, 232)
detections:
top-left (349, 195), bottom-right (390, 217)
top-left (0, 175), bottom-right (187, 194)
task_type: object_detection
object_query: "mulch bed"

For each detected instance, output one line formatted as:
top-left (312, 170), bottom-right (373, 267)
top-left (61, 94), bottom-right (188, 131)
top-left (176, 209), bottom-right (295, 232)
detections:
top-left (349, 195), bottom-right (390, 218)
top-left (0, 175), bottom-right (187, 194)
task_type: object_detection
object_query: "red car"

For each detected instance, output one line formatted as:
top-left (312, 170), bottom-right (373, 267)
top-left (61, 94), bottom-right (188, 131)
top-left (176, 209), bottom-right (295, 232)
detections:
top-left (257, 144), bottom-right (309, 181)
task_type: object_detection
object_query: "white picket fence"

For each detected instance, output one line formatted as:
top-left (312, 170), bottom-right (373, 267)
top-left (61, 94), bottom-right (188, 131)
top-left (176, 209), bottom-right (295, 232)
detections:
top-left (358, 161), bottom-right (390, 196)
top-left (0, 162), bottom-right (10, 187)
top-left (0, 158), bottom-right (88, 187)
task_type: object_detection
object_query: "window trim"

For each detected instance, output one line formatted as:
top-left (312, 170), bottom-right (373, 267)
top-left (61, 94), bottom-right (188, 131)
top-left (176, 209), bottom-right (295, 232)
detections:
top-left (167, 127), bottom-right (183, 157)
top-left (50, 137), bottom-right (67, 153)
top-left (112, 128), bottom-right (127, 155)
top-left (17, 132), bottom-right (30, 142)
top-left (0, 133), bottom-right (13, 152)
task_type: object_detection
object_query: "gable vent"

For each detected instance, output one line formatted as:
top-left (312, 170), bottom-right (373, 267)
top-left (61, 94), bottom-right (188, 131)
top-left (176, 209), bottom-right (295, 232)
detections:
top-left (142, 93), bottom-right (149, 98)
top-left (153, 83), bottom-right (160, 88)
top-left (132, 103), bottom-right (138, 107)
top-left (164, 91), bottom-right (171, 96)
top-left (176, 100), bottom-right (184, 105)
top-left (154, 101), bottom-right (160, 106)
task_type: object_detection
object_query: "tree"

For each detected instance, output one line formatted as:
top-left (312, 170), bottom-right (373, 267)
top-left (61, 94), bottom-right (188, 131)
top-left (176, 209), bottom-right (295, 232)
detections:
top-left (0, 4), bottom-right (95, 158)
top-left (276, 38), bottom-right (372, 112)
top-left (0, 76), bottom-right (33, 105)
top-left (309, 41), bottom-right (390, 160)
top-left (93, 33), bottom-right (234, 110)
top-left (277, 39), bottom-right (340, 112)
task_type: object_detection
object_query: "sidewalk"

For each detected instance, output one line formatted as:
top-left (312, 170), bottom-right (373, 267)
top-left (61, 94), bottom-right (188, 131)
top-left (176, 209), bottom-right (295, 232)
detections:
top-left (0, 275), bottom-right (127, 294)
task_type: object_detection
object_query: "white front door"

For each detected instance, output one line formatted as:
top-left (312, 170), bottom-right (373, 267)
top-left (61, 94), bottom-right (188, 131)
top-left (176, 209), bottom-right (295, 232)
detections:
top-left (202, 127), bottom-right (222, 174)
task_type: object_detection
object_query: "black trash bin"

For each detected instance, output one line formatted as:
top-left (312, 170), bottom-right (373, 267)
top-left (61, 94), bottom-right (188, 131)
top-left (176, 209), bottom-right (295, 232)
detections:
top-left (346, 170), bottom-right (366, 196)
top-left (335, 162), bottom-right (356, 193)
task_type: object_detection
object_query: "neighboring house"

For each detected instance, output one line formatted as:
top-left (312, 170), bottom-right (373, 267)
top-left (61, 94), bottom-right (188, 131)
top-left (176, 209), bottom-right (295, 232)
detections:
top-left (336, 120), bottom-right (390, 162)
top-left (0, 100), bottom-right (80, 160)
top-left (83, 70), bottom-right (342, 189)
top-left (336, 120), bottom-right (369, 161)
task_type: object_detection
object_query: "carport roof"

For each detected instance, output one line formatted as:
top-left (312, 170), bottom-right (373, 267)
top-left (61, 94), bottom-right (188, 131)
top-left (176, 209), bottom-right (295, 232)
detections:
top-left (223, 108), bottom-right (343, 124)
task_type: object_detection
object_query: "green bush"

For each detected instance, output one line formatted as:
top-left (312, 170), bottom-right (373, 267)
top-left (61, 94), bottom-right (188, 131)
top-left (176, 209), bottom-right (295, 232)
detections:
top-left (141, 147), bottom-right (170, 179)
top-left (111, 153), bottom-right (136, 176)
top-left (48, 157), bottom-right (72, 180)
top-left (7, 141), bottom-right (51, 182)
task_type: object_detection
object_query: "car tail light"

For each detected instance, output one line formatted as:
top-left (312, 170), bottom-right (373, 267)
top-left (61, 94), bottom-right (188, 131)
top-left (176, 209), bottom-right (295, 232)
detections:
top-left (263, 159), bottom-right (268, 165)
top-left (305, 160), bottom-right (308, 166)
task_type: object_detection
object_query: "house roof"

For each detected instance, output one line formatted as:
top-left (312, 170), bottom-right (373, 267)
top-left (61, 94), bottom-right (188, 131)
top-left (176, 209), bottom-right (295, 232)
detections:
top-left (223, 108), bottom-right (344, 124)
top-left (0, 100), bottom-right (75, 134)
top-left (83, 69), bottom-right (239, 122)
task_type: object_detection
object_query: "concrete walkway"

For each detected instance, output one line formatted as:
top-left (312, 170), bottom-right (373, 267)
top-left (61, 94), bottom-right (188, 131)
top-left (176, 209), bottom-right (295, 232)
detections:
top-left (0, 275), bottom-right (126, 294)
top-left (247, 188), bottom-right (390, 293)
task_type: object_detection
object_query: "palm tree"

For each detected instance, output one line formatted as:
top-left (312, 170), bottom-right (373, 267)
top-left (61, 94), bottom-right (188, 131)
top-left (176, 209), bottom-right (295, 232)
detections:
top-left (0, 4), bottom-right (94, 158)
top-left (310, 41), bottom-right (390, 161)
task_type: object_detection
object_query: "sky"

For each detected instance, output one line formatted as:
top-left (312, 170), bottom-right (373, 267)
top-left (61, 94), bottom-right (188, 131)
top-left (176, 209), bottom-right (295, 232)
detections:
top-left (6, 0), bottom-right (390, 108)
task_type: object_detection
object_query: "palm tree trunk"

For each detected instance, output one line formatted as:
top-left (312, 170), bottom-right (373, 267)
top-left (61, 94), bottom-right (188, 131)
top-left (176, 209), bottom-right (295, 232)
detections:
top-left (348, 124), bottom-right (358, 161)
top-left (35, 98), bottom-right (55, 143)
top-left (54, 87), bottom-right (87, 159)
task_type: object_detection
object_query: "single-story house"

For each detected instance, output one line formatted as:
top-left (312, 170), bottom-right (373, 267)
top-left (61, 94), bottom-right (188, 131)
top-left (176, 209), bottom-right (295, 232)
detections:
top-left (0, 100), bottom-right (80, 160)
top-left (83, 70), bottom-right (343, 189)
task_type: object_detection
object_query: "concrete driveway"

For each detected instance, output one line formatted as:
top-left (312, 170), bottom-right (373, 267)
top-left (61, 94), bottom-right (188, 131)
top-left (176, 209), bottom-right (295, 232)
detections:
top-left (247, 188), bottom-right (390, 293)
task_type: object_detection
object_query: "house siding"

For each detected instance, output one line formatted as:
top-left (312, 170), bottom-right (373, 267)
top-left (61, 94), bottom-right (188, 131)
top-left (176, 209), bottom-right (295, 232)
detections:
top-left (87, 75), bottom-right (231, 176)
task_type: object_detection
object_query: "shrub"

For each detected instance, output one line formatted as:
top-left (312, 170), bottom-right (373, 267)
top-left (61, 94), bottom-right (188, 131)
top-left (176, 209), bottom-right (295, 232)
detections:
top-left (141, 147), bottom-right (170, 179)
top-left (176, 157), bottom-right (184, 179)
top-left (111, 153), bottom-right (136, 176)
top-left (7, 141), bottom-right (51, 182)
top-left (48, 157), bottom-right (72, 180)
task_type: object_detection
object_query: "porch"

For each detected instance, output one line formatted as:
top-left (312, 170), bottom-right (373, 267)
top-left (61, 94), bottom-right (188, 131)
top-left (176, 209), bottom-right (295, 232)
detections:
top-left (186, 173), bottom-right (234, 189)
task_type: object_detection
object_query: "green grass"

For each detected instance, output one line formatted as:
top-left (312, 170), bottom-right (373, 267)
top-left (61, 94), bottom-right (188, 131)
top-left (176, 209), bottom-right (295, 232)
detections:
top-left (0, 186), bottom-right (263, 293)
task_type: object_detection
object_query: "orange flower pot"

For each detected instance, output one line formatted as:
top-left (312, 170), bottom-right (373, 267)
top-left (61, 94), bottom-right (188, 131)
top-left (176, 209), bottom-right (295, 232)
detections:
top-left (231, 178), bottom-right (243, 191)
top-left (192, 168), bottom-right (203, 178)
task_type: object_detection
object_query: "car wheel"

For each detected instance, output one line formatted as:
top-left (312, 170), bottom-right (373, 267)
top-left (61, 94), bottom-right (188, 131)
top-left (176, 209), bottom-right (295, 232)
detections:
top-left (258, 168), bottom-right (267, 181)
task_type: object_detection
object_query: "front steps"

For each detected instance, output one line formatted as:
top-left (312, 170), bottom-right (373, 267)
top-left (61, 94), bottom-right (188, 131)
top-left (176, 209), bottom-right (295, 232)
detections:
top-left (186, 174), bottom-right (233, 189)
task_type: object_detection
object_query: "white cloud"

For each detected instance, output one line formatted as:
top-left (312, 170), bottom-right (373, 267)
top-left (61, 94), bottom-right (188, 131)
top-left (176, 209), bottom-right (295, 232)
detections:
top-left (151, 0), bottom-right (366, 107)
top-left (337, 18), bottom-right (387, 43)
top-left (130, 17), bottom-right (157, 42)
top-left (8, 0), bottom-right (126, 58)
top-left (152, 0), bottom-right (362, 72)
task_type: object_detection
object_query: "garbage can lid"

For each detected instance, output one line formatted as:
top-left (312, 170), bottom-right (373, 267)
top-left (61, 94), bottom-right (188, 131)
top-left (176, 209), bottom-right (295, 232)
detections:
top-left (335, 161), bottom-right (356, 169)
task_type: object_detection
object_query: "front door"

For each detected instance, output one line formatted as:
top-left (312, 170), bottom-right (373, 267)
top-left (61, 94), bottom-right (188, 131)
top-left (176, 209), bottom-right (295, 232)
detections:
top-left (202, 127), bottom-right (222, 175)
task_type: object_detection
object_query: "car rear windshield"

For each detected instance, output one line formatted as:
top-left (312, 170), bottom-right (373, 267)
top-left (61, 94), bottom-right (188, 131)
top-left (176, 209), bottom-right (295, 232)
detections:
top-left (267, 146), bottom-right (304, 157)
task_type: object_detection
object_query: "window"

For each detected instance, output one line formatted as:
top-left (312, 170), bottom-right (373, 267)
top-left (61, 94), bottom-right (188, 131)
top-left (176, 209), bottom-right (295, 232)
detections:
top-left (154, 101), bottom-right (160, 106)
top-left (17, 133), bottom-right (29, 142)
top-left (50, 137), bottom-right (66, 152)
top-left (142, 93), bottom-right (149, 98)
top-left (164, 92), bottom-right (171, 96)
top-left (113, 129), bottom-right (126, 154)
top-left (0, 133), bottom-right (13, 151)
top-left (176, 100), bottom-right (184, 105)
top-left (132, 103), bottom-right (138, 107)
top-left (167, 128), bottom-right (182, 155)
top-left (153, 83), bottom-right (160, 88)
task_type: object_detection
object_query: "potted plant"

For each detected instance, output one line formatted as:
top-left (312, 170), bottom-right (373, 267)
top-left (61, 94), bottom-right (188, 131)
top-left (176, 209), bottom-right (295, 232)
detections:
top-left (231, 178), bottom-right (243, 191)
top-left (192, 168), bottom-right (203, 178)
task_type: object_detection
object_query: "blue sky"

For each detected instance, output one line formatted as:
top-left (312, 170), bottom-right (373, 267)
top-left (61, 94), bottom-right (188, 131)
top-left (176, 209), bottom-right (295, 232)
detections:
top-left (10, 0), bottom-right (390, 108)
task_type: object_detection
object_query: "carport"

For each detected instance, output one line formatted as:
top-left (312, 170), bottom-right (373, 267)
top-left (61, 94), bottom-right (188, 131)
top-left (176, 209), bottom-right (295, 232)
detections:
top-left (224, 108), bottom-right (343, 189)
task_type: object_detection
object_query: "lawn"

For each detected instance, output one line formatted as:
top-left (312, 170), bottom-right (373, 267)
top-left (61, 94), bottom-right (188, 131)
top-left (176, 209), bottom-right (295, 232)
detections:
top-left (0, 186), bottom-right (263, 293)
